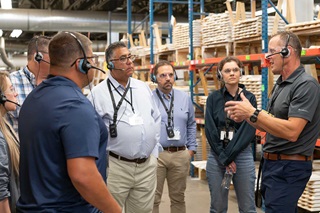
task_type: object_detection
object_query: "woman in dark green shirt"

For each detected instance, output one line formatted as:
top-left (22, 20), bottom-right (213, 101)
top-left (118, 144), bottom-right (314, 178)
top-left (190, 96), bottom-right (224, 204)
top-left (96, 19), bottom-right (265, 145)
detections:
top-left (205, 56), bottom-right (257, 213)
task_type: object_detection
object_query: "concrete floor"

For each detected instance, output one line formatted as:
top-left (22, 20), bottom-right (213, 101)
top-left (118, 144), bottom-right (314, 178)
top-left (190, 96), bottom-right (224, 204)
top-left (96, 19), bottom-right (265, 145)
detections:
top-left (159, 177), bottom-right (264, 213)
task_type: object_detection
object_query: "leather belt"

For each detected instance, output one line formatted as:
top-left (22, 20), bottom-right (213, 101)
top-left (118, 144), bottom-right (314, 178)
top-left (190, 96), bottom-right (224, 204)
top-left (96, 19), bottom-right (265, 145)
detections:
top-left (263, 152), bottom-right (312, 161)
top-left (109, 151), bottom-right (148, 164)
top-left (163, 146), bottom-right (186, 152)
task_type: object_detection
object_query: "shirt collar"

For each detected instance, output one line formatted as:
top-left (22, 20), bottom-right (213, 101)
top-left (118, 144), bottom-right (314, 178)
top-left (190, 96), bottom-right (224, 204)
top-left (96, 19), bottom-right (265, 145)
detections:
top-left (222, 83), bottom-right (245, 96)
top-left (276, 64), bottom-right (305, 85)
top-left (108, 75), bottom-right (135, 91)
top-left (157, 88), bottom-right (173, 98)
top-left (23, 66), bottom-right (36, 82)
top-left (42, 76), bottom-right (81, 92)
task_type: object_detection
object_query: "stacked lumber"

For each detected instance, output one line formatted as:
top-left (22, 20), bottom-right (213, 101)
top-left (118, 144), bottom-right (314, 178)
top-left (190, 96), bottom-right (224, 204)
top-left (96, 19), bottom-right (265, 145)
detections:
top-left (298, 169), bottom-right (320, 212)
top-left (201, 12), bottom-right (252, 46)
top-left (285, 20), bottom-right (320, 35)
top-left (201, 13), bottom-right (233, 46)
top-left (240, 75), bottom-right (262, 109)
top-left (233, 16), bottom-right (285, 41)
top-left (241, 74), bottom-right (279, 110)
top-left (173, 19), bottom-right (202, 49)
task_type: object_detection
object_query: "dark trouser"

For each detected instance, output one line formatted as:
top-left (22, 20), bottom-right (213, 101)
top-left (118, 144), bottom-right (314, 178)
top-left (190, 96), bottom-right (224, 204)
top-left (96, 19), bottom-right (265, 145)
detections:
top-left (261, 159), bottom-right (312, 213)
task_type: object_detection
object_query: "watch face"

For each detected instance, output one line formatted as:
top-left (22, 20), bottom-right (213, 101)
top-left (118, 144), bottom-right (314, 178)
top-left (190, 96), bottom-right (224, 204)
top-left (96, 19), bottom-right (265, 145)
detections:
top-left (250, 115), bottom-right (257, 123)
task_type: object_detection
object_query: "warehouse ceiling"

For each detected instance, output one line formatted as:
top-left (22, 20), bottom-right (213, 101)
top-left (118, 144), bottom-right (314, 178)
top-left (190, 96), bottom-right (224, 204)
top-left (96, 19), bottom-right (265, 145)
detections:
top-left (1, 0), bottom-right (278, 53)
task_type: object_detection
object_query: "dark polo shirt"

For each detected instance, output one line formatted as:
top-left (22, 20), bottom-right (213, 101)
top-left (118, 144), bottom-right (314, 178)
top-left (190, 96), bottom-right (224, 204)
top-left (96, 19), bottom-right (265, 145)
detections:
top-left (264, 65), bottom-right (320, 156)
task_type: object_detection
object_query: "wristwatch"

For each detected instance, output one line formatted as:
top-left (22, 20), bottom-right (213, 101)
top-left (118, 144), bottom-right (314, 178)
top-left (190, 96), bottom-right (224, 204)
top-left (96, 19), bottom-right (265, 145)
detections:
top-left (250, 109), bottom-right (261, 123)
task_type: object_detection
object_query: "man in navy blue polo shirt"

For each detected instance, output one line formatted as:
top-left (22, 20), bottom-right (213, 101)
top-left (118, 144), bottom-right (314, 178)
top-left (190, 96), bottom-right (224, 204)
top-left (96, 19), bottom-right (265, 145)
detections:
top-left (17, 32), bottom-right (121, 213)
top-left (225, 31), bottom-right (320, 213)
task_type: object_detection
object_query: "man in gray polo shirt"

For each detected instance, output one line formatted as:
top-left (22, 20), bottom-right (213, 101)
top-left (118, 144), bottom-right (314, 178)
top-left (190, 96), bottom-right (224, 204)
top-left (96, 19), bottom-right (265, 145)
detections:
top-left (224, 31), bottom-right (320, 213)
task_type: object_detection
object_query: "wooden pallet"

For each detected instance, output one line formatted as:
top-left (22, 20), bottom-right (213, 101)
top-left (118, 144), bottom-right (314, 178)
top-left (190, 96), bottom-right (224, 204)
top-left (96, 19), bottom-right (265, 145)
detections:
top-left (233, 36), bottom-right (262, 56)
top-left (202, 42), bottom-right (233, 58)
top-left (286, 20), bottom-right (320, 34)
top-left (298, 172), bottom-right (320, 212)
top-left (175, 47), bottom-right (201, 62)
top-left (155, 50), bottom-right (176, 63)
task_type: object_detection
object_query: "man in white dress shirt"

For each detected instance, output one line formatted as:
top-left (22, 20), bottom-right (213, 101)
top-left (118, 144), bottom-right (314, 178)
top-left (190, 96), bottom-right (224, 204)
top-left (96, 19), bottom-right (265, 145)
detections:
top-left (87, 41), bottom-right (161, 213)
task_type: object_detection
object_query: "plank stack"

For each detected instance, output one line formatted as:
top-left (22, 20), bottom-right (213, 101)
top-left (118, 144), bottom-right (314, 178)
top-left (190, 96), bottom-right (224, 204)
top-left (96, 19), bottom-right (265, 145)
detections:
top-left (173, 20), bottom-right (202, 49)
top-left (298, 169), bottom-right (320, 212)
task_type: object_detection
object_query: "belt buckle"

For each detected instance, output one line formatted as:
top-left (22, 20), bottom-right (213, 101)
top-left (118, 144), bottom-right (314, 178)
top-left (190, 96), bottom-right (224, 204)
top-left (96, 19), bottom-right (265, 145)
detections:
top-left (277, 154), bottom-right (281, 160)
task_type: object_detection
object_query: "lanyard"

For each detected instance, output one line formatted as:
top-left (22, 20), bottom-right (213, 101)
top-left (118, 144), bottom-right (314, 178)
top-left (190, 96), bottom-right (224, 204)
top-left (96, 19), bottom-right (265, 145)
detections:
top-left (156, 89), bottom-right (174, 127)
top-left (107, 79), bottom-right (134, 113)
top-left (24, 67), bottom-right (36, 88)
top-left (222, 87), bottom-right (240, 136)
top-left (107, 79), bottom-right (131, 124)
top-left (267, 84), bottom-right (284, 113)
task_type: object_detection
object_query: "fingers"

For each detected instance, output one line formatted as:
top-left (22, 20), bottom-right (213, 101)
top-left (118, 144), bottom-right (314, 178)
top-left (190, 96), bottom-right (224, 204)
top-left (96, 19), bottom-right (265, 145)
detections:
top-left (240, 92), bottom-right (247, 100)
top-left (225, 100), bottom-right (237, 107)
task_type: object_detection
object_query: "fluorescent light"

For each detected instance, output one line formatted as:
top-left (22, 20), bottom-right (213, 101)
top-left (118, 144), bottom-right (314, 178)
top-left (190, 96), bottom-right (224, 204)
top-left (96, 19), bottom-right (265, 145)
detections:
top-left (10, 29), bottom-right (22, 38)
top-left (0, 30), bottom-right (3, 37)
top-left (1, 0), bottom-right (12, 9)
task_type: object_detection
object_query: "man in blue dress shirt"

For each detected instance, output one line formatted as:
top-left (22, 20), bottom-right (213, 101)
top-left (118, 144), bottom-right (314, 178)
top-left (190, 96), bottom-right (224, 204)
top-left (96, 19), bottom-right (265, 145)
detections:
top-left (151, 60), bottom-right (197, 213)
top-left (87, 41), bottom-right (161, 213)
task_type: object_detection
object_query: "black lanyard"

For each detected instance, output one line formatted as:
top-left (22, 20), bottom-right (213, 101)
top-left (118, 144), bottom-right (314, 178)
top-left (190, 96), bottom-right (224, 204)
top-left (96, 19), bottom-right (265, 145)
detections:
top-left (267, 83), bottom-right (284, 113)
top-left (107, 79), bottom-right (131, 125)
top-left (222, 87), bottom-right (240, 136)
top-left (156, 89), bottom-right (174, 127)
top-left (24, 66), bottom-right (36, 88)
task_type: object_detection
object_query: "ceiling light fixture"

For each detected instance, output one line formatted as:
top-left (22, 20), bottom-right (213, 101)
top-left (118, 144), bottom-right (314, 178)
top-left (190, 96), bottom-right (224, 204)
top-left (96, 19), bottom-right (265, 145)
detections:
top-left (10, 29), bottom-right (22, 38)
top-left (0, 30), bottom-right (3, 37)
top-left (1, 0), bottom-right (12, 9)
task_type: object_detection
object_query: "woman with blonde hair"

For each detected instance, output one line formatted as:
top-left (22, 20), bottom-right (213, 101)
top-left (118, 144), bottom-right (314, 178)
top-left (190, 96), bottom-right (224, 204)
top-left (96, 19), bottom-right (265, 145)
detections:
top-left (0, 71), bottom-right (20, 213)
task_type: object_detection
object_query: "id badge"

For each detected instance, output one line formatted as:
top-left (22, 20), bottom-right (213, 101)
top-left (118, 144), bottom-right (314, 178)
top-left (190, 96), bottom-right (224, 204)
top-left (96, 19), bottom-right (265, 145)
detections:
top-left (168, 129), bottom-right (181, 140)
top-left (220, 130), bottom-right (226, 140)
top-left (129, 114), bottom-right (144, 126)
top-left (228, 130), bottom-right (234, 140)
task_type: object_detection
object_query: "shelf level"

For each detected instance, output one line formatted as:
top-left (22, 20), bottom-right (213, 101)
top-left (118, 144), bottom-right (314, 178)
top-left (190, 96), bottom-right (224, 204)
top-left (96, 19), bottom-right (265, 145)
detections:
top-left (134, 47), bottom-right (320, 70)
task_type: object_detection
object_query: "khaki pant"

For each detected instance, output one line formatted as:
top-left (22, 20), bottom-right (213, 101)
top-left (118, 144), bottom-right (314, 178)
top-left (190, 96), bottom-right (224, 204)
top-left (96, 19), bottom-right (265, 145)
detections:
top-left (108, 155), bottom-right (158, 213)
top-left (153, 150), bottom-right (191, 213)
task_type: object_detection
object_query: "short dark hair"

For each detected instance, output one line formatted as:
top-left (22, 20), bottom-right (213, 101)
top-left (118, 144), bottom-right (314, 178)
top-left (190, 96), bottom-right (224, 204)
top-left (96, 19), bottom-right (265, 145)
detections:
top-left (153, 60), bottom-right (175, 76)
top-left (27, 35), bottom-right (51, 61)
top-left (105, 41), bottom-right (127, 63)
top-left (218, 56), bottom-right (243, 72)
top-left (49, 31), bottom-right (91, 68)
top-left (271, 31), bottom-right (302, 59)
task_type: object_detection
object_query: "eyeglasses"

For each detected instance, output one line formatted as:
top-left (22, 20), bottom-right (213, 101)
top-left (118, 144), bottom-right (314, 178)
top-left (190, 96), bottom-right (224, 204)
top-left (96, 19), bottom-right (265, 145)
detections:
top-left (268, 47), bottom-right (282, 55)
top-left (222, 68), bottom-right (240, 74)
top-left (158, 73), bottom-right (174, 79)
top-left (110, 55), bottom-right (136, 64)
top-left (70, 55), bottom-right (99, 67)
top-left (4, 86), bottom-right (16, 94)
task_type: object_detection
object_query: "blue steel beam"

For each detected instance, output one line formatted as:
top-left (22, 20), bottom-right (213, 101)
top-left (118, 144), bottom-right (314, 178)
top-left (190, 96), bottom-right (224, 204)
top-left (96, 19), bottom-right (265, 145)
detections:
top-left (168, 2), bottom-right (173, 43)
top-left (189, 0), bottom-right (194, 109)
top-left (261, 0), bottom-right (268, 110)
top-left (127, 0), bottom-right (132, 48)
top-left (150, 0), bottom-right (154, 64)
